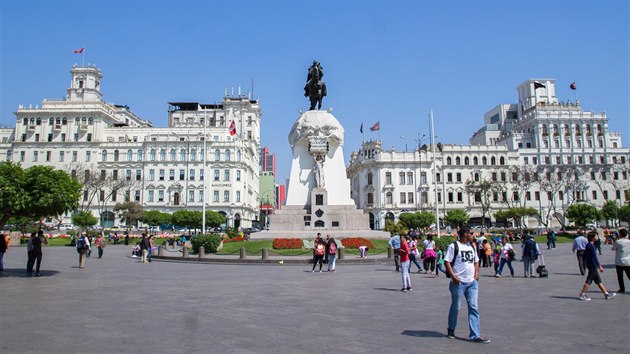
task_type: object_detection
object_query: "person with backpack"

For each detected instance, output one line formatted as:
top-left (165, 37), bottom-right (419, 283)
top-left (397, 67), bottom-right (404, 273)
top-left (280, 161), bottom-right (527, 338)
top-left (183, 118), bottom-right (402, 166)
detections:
top-left (494, 236), bottom-right (515, 278)
top-left (76, 232), bottom-right (91, 269)
top-left (326, 236), bottom-right (338, 272)
top-left (444, 226), bottom-right (490, 344)
top-left (311, 238), bottom-right (326, 273)
top-left (522, 235), bottom-right (540, 278)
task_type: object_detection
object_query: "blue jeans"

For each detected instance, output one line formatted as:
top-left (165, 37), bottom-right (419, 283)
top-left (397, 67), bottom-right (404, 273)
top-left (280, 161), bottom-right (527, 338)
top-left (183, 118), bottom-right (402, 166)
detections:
top-left (327, 254), bottom-right (336, 271)
top-left (448, 280), bottom-right (480, 340)
top-left (497, 258), bottom-right (514, 276)
top-left (408, 254), bottom-right (422, 271)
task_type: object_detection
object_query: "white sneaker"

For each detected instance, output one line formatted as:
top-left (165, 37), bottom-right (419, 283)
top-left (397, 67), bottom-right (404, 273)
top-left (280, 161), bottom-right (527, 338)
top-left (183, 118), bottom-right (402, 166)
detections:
top-left (605, 292), bottom-right (616, 300)
top-left (579, 294), bottom-right (591, 301)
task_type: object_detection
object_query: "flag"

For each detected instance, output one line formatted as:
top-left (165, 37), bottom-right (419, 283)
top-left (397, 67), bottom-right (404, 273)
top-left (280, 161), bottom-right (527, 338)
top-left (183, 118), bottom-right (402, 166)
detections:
top-left (370, 121), bottom-right (380, 131)
top-left (360, 122), bottom-right (364, 134)
top-left (570, 82), bottom-right (577, 90)
top-left (229, 120), bottom-right (236, 136)
top-left (74, 48), bottom-right (85, 54)
top-left (534, 82), bottom-right (545, 89)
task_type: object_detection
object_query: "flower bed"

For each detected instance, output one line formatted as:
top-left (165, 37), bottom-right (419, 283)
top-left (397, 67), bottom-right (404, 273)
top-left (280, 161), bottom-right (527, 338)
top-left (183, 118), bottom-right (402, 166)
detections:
top-left (223, 235), bottom-right (245, 243)
top-left (273, 238), bottom-right (303, 249)
top-left (340, 237), bottom-right (374, 249)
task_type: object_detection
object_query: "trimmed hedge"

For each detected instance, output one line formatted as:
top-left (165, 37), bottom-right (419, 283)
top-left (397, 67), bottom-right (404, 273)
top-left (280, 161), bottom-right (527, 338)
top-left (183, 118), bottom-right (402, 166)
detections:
top-left (191, 234), bottom-right (222, 253)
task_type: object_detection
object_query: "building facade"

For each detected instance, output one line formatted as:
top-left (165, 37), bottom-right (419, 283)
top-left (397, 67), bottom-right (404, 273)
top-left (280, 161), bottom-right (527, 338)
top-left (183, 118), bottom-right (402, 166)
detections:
top-left (0, 64), bottom-right (262, 229)
top-left (347, 79), bottom-right (629, 230)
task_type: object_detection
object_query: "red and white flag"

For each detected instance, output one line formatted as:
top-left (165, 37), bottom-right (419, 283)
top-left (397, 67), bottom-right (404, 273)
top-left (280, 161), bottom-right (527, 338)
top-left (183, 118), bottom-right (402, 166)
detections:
top-left (370, 121), bottom-right (380, 132)
top-left (229, 120), bottom-right (236, 136)
top-left (74, 48), bottom-right (85, 54)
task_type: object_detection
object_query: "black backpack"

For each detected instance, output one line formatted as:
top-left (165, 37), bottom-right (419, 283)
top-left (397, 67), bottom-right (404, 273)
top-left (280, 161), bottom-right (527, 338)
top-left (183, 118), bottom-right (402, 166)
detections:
top-left (445, 241), bottom-right (459, 278)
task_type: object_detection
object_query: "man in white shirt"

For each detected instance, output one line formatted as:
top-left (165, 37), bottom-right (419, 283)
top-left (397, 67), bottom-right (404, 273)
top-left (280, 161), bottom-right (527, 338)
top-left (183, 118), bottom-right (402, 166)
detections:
top-left (444, 226), bottom-right (490, 344)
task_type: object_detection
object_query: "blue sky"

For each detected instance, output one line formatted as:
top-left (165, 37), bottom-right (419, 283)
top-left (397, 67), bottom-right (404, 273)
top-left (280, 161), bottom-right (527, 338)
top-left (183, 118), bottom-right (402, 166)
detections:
top-left (1, 0), bottom-right (628, 182)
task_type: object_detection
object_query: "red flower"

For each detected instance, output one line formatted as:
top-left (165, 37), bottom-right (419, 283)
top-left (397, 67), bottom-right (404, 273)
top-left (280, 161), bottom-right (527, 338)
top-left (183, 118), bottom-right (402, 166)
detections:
top-left (273, 238), bottom-right (303, 249)
top-left (340, 237), bottom-right (374, 249)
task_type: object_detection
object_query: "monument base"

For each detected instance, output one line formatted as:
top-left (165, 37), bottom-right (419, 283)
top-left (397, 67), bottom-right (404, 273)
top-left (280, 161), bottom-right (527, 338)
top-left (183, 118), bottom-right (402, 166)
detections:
top-left (250, 229), bottom-right (390, 240)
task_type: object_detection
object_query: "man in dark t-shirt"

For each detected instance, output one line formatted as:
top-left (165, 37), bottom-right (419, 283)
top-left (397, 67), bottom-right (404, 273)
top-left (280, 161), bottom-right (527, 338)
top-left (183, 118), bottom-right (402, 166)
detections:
top-left (27, 231), bottom-right (48, 276)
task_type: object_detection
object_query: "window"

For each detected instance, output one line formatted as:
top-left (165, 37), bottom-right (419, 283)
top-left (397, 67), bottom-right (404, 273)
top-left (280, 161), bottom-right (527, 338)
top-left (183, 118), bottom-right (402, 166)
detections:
top-left (236, 191), bottom-right (241, 202)
top-left (137, 150), bottom-right (143, 161)
top-left (464, 157), bottom-right (469, 165)
top-left (188, 191), bottom-right (194, 202)
top-left (213, 191), bottom-right (219, 202)
top-left (32, 151), bottom-right (38, 162)
top-left (236, 150), bottom-right (241, 161)
top-left (447, 173), bottom-right (453, 182)
top-left (114, 150), bottom-right (120, 161)
top-left (136, 169), bottom-right (141, 181)
top-left (35, 134), bottom-right (40, 142)
top-left (386, 192), bottom-right (393, 204)
top-left (225, 149), bottom-right (231, 161)
top-left (473, 157), bottom-right (478, 165)
top-left (400, 192), bottom-right (406, 204)
top-left (148, 190), bottom-right (154, 202)
top-left (179, 169), bottom-right (185, 180)
top-left (475, 173), bottom-right (480, 182)
top-left (448, 192), bottom-right (454, 202)
top-left (160, 149), bottom-right (166, 161)
top-left (126, 170), bottom-right (132, 181)
top-left (501, 172), bottom-right (506, 182)
top-left (200, 169), bottom-right (205, 181)
top-left (526, 191), bottom-right (531, 201)
top-left (224, 170), bottom-right (230, 181)
top-left (385, 172), bottom-right (392, 185)
top-left (455, 157), bottom-right (461, 165)
top-left (592, 191), bottom-right (597, 200)
top-left (482, 157), bottom-right (487, 165)
top-left (492, 172), bottom-right (497, 182)
top-left (367, 173), bottom-right (373, 185)
top-left (437, 192), bottom-right (442, 203)
top-left (190, 149), bottom-right (196, 161)
top-left (47, 134), bottom-right (52, 142)
top-left (85, 151), bottom-right (91, 162)
top-left (74, 133), bottom-right (79, 142)
top-left (189, 169), bottom-right (195, 181)
top-left (214, 169), bottom-right (220, 181)
top-left (59, 151), bottom-right (65, 162)
top-left (134, 191), bottom-right (140, 202)
top-left (45, 151), bottom-right (51, 162)
top-left (199, 191), bottom-right (204, 202)
top-left (421, 192), bottom-right (428, 204)
top-left (407, 172), bottom-right (413, 185)
top-left (491, 156), bottom-right (496, 165)
top-left (236, 170), bottom-right (241, 181)
top-left (101, 150), bottom-right (107, 161)
top-left (367, 193), bottom-right (374, 204)
top-left (113, 170), bottom-right (118, 180)
top-left (408, 192), bottom-right (414, 204)
top-left (169, 169), bottom-right (175, 181)
top-left (170, 149), bottom-right (176, 161)
top-left (159, 169), bottom-right (165, 181)
top-left (158, 190), bottom-right (164, 202)
top-left (447, 157), bottom-right (452, 165)
top-left (148, 169), bottom-right (155, 181)
top-left (180, 149), bottom-right (186, 161)
top-left (72, 151), bottom-right (78, 162)
top-left (420, 172), bottom-right (427, 184)
top-left (215, 149), bottom-right (221, 161)
top-left (436, 173), bottom-right (441, 183)
top-left (223, 191), bottom-right (229, 202)
top-left (399, 172), bottom-right (405, 185)
top-left (535, 191), bottom-right (540, 201)
top-left (458, 192), bottom-right (463, 202)
top-left (456, 173), bottom-right (461, 182)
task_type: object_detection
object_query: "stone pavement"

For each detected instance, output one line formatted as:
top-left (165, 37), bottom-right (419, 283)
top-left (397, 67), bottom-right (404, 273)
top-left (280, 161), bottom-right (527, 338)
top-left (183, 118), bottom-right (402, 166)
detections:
top-left (0, 243), bottom-right (628, 353)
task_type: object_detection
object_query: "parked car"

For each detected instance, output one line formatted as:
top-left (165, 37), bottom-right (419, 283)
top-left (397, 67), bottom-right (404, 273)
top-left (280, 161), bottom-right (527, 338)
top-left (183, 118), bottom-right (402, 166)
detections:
top-left (59, 223), bottom-right (76, 231)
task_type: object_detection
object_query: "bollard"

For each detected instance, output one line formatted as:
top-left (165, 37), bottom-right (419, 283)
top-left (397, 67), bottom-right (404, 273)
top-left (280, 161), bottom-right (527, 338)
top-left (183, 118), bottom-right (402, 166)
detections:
top-left (199, 246), bottom-right (205, 258)
top-left (262, 248), bottom-right (268, 260)
top-left (239, 247), bottom-right (247, 260)
top-left (387, 247), bottom-right (393, 259)
top-left (183, 247), bottom-right (189, 257)
top-left (158, 245), bottom-right (164, 256)
top-left (338, 247), bottom-right (345, 260)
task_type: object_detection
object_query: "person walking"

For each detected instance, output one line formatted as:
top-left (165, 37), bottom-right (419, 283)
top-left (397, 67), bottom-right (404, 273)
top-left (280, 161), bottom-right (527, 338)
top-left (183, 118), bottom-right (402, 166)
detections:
top-left (546, 229), bottom-right (556, 249)
top-left (399, 234), bottom-right (412, 291)
top-left (572, 231), bottom-right (588, 276)
top-left (612, 228), bottom-right (630, 293)
top-left (578, 232), bottom-right (616, 301)
top-left (0, 233), bottom-right (8, 272)
top-left (76, 233), bottom-right (90, 269)
top-left (407, 235), bottom-right (423, 272)
top-left (140, 233), bottom-right (149, 263)
top-left (96, 234), bottom-right (105, 258)
top-left (26, 231), bottom-right (48, 276)
top-left (494, 236), bottom-right (514, 278)
top-left (444, 226), bottom-right (490, 343)
top-left (422, 234), bottom-right (438, 275)
top-left (326, 236), bottom-right (338, 272)
top-left (311, 238), bottom-right (325, 272)
top-left (522, 235), bottom-right (540, 278)
top-left (388, 234), bottom-right (401, 272)
top-left (147, 235), bottom-right (155, 262)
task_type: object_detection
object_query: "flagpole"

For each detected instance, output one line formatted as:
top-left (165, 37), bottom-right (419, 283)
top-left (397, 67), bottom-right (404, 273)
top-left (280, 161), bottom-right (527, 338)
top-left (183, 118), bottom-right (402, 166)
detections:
top-left (82, 49), bottom-right (85, 67)
top-left (378, 120), bottom-right (381, 142)
top-left (202, 105), bottom-right (207, 233)
top-left (430, 110), bottom-right (441, 237)
top-left (361, 122), bottom-right (365, 143)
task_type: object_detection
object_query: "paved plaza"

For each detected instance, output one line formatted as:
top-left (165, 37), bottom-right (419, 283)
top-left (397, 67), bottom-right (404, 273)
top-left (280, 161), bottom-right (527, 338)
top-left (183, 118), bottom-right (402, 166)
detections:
top-left (1, 242), bottom-right (628, 353)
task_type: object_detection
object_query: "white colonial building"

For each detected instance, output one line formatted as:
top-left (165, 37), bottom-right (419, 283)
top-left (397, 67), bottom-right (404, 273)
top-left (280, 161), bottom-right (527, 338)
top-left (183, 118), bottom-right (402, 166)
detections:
top-left (347, 79), bottom-right (629, 230)
top-left (0, 64), bottom-right (262, 229)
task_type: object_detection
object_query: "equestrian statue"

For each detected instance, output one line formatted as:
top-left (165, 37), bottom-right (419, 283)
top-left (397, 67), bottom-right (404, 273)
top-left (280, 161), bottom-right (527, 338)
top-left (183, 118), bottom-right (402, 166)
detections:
top-left (304, 60), bottom-right (327, 110)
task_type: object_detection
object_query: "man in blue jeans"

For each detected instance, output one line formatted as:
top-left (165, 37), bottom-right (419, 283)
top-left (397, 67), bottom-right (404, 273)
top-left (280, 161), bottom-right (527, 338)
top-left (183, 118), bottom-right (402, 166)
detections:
top-left (444, 226), bottom-right (490, 344)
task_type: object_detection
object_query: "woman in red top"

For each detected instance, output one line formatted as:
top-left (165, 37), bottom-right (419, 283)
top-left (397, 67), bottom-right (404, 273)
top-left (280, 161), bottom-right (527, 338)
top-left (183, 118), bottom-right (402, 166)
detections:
top-left (400, 235), bottom-right (412, 291)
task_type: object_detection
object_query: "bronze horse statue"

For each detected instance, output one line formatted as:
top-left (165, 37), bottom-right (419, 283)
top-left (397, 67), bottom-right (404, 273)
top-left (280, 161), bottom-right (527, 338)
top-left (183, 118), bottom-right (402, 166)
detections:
top-left (304, 61), bottom-right (327, 110)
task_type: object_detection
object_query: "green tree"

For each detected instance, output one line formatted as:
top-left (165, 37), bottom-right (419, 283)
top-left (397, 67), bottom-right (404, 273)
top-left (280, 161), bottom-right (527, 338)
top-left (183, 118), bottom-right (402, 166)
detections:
top-left (600, 200), bottom-right (620, 227)
top-left (172, 210), bottom-right (202, 231)
top-left (141, 210), bottom-right (172, 226)
top-left (7, 216), bottom-right (39, 236)
top-left (205, 210), bottom-right (226, 229)
top-left (383, 221), bottom-right (407, 236)
top-left (72, 211), bottom-right (99, 232)
top-left (618, 205), bottom-right (630, 224)
top-left (444, 209), bottom-right (470, 228)
top-left (566, 203), bottom-right (599, 228)
top-left (398, 211), bottom-right (435, 230)
top-left (114, 201), bottom-right (143, 228)
top-left (495, 207), bottom-right (538, 229)
top-left (0, 162), bottom-right (82, 230)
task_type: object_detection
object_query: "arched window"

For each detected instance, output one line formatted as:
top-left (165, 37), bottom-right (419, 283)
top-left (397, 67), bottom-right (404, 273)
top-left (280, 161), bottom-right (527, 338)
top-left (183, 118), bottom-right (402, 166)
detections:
top-left (464, 157), bottom-right (469, 165)
top-left (159, 149), bottom-right (166, 161)
top-left (455, 157), bottom-right (461, 165)
top-left (475, 173), bottom-right (480, 182)
top-left (149, 149), bottom-right (156, 161)
top-left (180, 149), bottom-right (186, 161)
top-left (225, 149), bottom-right (231, 161)
top-left (491, 156), bottom-right (496, 165)
top-left (447, 157), bottom-right (452, 165)
top-left (113, 150), bottom-right (119, 162)
top-left (386, 192), bottom-right (393, 204)
top-left (473, 156), bottom-right (478, 165)
top-left (499, 156), bottom-right (505, 165)
top-left (190, 148), bottom-right (196, 161)
top-left (23, 118), bottom-right (28, 125)
top-left (170, 149), bottom-right (176, 161)
top-left (482, 156), bottom-right (488, 165)
top-left (137, 150), bottom-right (143, 161)
top-left (127, 150), bottom-right (133, 161)
top-left (88, 117), bottom-right (94, 125)
top-left (215, 149), bottom-right (221, 161)
top-left (101, 150), bottom-right (107, 161)
top-left (236, 150), bottom-right (242, 161)
top-left (367, 173), bottom-right (373, 185)
top-left (48, 117), bottom-right (53, 125)
top-left (36, 117), bottom-right (41, 125)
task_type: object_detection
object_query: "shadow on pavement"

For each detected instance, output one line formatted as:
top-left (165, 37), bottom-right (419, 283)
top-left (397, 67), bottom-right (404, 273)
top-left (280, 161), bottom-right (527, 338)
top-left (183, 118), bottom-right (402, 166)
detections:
top-left (401, 330), bottom-right (445, 338)
top-left (0, 269), bottom-right (60, 277)
top-left (373, 287), bottom-right (401, 292)
top-left (553, 272), bottom-right (580, 276)
top-left (549, 295), bottom-right (581, 301)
